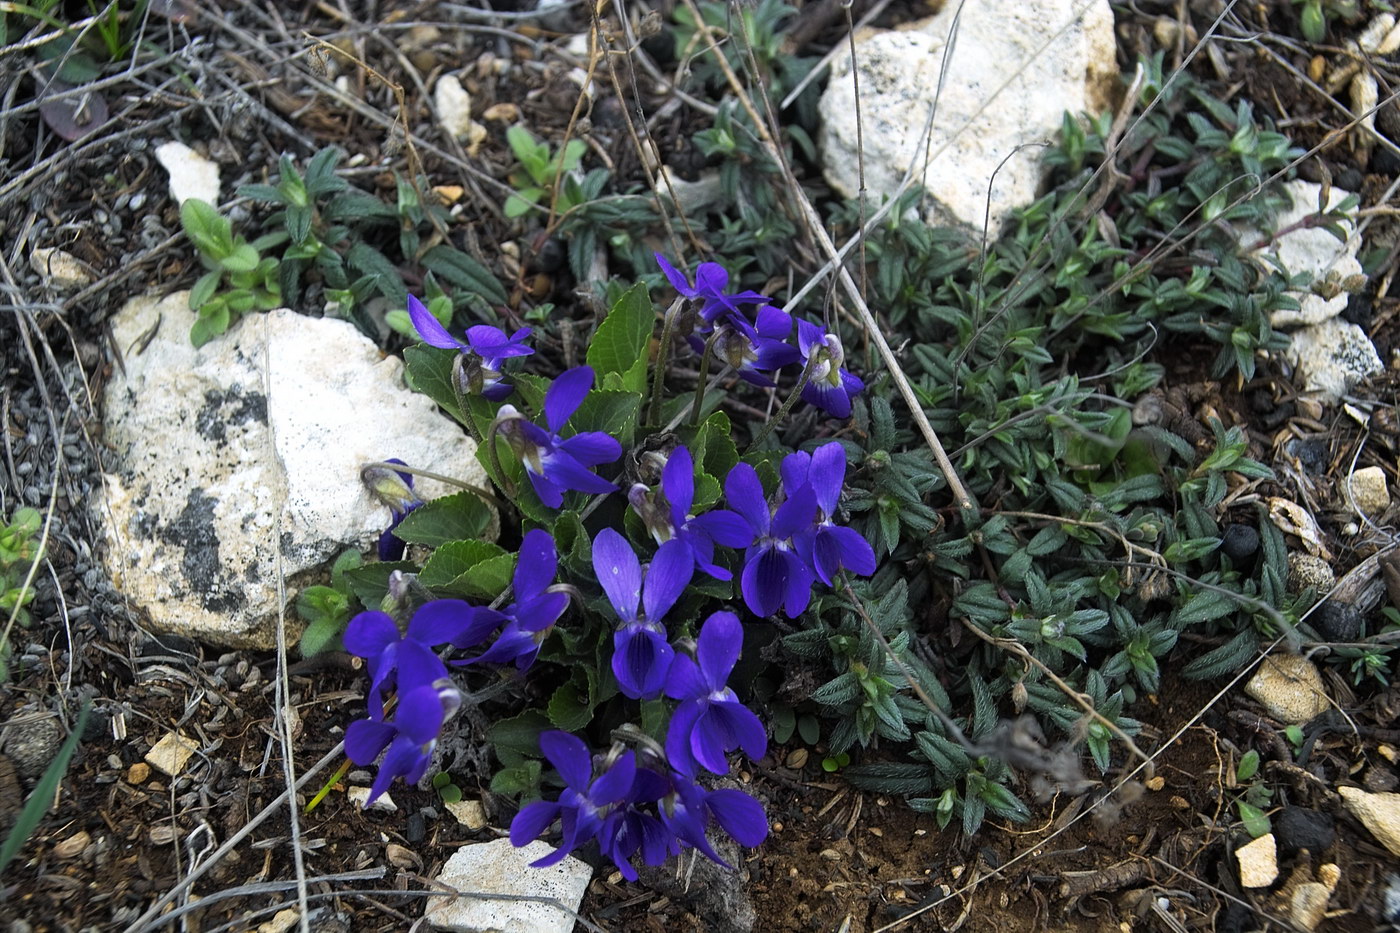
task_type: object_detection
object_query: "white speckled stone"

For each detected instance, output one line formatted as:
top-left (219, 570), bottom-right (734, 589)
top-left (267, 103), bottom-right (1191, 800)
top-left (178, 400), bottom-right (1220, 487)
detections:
top-left (424, 838), bottom-right (591, 933)
top-left (1345, 465), bottom-right (1389, 517)
top-left (98, 292), bottom-right (486, 648)
top-left (818, 0), bottom-right (1116, 229)
top-left (1286, 318), bottom-right (1382, 402)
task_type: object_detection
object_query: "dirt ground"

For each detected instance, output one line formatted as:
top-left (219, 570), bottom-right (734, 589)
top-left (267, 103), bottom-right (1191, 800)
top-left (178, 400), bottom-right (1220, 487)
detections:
top-left (3, 1), bottom-right (1400, 931)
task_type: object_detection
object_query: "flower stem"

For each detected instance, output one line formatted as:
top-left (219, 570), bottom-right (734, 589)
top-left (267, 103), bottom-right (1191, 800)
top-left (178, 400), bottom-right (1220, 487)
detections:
top-left (361, 461), bottom-right (504, 511)
top-left (746, 355), bottom-right (815, 454)
top-left (646, 297), bottom-right (685, 428)
top-left (689, 330), bottom-right (720, 426)
top-left (484, 417), bottom-right (518, 499)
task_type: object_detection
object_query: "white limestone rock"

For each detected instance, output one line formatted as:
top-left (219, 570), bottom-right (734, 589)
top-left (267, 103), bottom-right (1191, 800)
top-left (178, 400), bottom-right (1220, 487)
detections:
top-left (155, 141), bottom-right (221, 206)
top-left (424, 838), bottom-right (591, 933)
top-left (1339, 787), bottom-right (1400, 856)
top-left (434, 75), bottom-right (487, 155)
top-left (818, 0), bottom-right (1117, 229)
top-left (1236, 833), bottom-right (1278, 888)
top-left (1345, 465), bottom-right (1389, 517)
top-left (1237, 180), bottom-right (1365, 328)
top-left (98, 293), bottom-right (486, 649)
top-left (1286, 318), bottom-right (1382, 402)
top-left (1244, 655), bottom-right (1329, 724)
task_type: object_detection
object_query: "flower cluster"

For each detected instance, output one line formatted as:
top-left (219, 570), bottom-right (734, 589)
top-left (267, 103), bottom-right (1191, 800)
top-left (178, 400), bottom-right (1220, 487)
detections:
top-left (511, 612), bottom-right (768, 879)
top-left (342, 277), bottom-right (879, 878)
top-left (656, 253), bottom-right (863, 416)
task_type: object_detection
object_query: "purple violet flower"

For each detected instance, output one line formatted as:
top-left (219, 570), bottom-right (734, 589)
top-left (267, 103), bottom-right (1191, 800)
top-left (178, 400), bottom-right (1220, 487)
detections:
top-left (453, 529), bottom-right (570, 671)
top-left (628, 446), bottom-right (749, 581)
top-left (597, 767), bottom-right (675, 880)
top-left (361, 459), bottom-right (423, 562)
top-left (707, 305), bottom-right (801, 388)
top-left (495, 366), bottom-right (622, 509)
top-left (659, 777), bottom-right (769, 868)
top-left (780, 443), bottom-right (877, 585)
top-left (655, 253), bottom-right (769, 325)
top-left (509, 731), bottom-right (640, 868)
top-left (345, 600), bottom-right (477, 719)
top-left (346, 679), bottom-right (462, 806)
top-left (722, 462), bottom-right (818, 618)
top-left (408, 294), bottom-right (533, 401)
top-left (592, 528), bottom-right (692, 699)
top-left (664, 611), bottom-right (767, 777)
top-left (796, 319), bottom-right (864, 419)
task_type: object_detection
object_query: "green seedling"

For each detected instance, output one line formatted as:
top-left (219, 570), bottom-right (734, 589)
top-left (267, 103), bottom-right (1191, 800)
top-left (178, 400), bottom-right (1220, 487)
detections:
top-left (503, 126), bottom-right (586, 219)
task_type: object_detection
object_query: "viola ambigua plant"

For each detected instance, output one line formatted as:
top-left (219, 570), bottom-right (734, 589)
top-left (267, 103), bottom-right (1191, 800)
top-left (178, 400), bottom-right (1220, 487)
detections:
top-left (336, 251), bottom-right (879, 876)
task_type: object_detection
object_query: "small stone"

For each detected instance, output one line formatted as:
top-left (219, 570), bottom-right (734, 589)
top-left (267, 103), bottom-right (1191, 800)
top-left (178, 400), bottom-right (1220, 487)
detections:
top-left (1244, 655), bottom-right (1329, 724)
top-left (785, 748), bottom-right (809, 769)
top-left (1287, 318), bottom-right (1383, 403)
top-left (3, 718), bottom-right (62, 781)
top-left (433, 76), bottom-right (487, 155)
top-left (1236, 833), bottom-right (1278, 888)
top-left (347, 787), bottom-right (397, 812)
top-left (481, 102), bottom-right (520, 122)
top-left (1274, 807), bottom-right (1336, 854)
top-left (1220, 524), bottom-right (1260, 565)
top-left (53, 830), bottom-right (90, 859)
top-left (1339, 787), bottom-right (1400, 856)
top-left (1146, 776), bottom-right (1165, 792)
top-left (1289, 882), bottom-right (1332, 932)
top-left (432, 185), bottom-right (465, 204)
top-left (1317, 863), bottom-right (1340, 892)
top-left (126, 762), bottom-right (151, 784)
top-left (424, 838), bottom-right (591, 933)
top-left (1346, 465), bottom-right (1389, 517)
top-left (155, 141), bottom-right (221, 205)
top-left (444, 798), bottom-right (487, 830)
top-left (1316, 603), bottom-right (1361, 643)
top-left (256, 908), bottom-right (301, 933)
top-left (144, 732), bottom-right (198, 777)
top-left (29, 248), bottom-right (91, 290)
top-left (1287, 553), bottom-right (1335, 596)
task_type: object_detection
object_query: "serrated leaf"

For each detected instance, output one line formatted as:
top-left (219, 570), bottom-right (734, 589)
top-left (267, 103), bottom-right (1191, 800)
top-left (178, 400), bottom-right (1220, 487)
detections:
top-left (393, 491), bottom-right (493, 547)
top-left (586, 283), bottom-right (653, 393)
top-left (487, 709), bottom-right (550, 768)
top-left (547, 680), bottom-right (595, 731)
top-left (444, 552), bottom-right (515, 600)
top-left (418, 539), bottom-right (507, 590)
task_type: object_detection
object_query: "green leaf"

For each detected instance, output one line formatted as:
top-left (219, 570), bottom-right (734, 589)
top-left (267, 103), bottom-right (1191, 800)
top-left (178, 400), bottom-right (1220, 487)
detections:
top-left (0, 701), bottom-right (88, 875)
top-left (220, 243), bottom-right (261, 274)
top-left (586, 283), bottom-right (653, 394)
top-left (340, 560), bottom-right (415, 607)
top-left (1237, 800), bottom-right (1271, 838)
top-left (1236, 749), bottom-right (1260, 782)
top-left (299, 615), bottom-right (344, 657)
top-left (347, 241), bottom-right (406, 305)
top-left (180, 198), bottom-right (233, 258)
top-left (843, 762), bottom-right (934, 794)
top-left (422, 245), bottom-right (507, 307)
top-left (419, 539), bottom-right (508, 591)
top-left (445, 552), bottom-right (515, 600)
top-left (190, 270), bottom-right (221, 310)
top-left (547, 679), bottom-right (595, 731)
top-left (403, 346), bottom-right (472, 428)
top-left (568, 390), bottom-right (641, 449)
top-left (487, 709), bottom-right (550, 767)
top-left (392, 491), bottom-right (493, 547)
